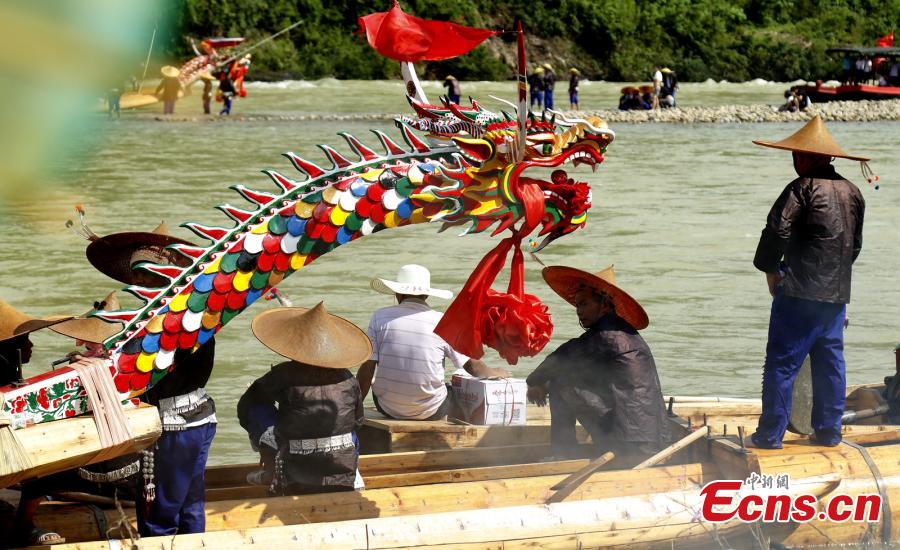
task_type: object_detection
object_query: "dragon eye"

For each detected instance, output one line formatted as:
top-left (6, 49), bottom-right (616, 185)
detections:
top-left (542, 144), bottom-right (553, 155)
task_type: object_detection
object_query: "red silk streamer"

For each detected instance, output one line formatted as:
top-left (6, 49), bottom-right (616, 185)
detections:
top-left (435, 182), bottom-right (554, 363)
top-left (481, 248), bottom-right (552, 365)
top-left (358, 0), bottom-right (498, 62)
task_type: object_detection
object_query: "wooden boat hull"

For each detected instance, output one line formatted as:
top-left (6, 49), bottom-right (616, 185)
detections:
top-left (16, 388), bottom-right (900, 549)
top-left (802, 83), bottom-right (900, 102)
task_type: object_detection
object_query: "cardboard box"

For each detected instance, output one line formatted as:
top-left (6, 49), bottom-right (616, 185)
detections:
top-left (450, 373), bottom-right (527, 425)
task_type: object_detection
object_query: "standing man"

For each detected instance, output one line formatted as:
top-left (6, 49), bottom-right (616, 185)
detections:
top-left (526, 266), bottom-right (669, 460)
top-left (200, 72), bottom-right (214, 115)
top-left (155, 66), bottom-right (182, 115)
top-left (443, 75), bottom-right (461, 105)
top-left (542, 63), bottom-right (556, 111)
top-left (568, 68), bottom-right (580, 110)
top-left (357, 264), bottom-right (510, 421)
top-left (528, 66), bottom-right (545, 109)
top-left (652, 65), bottom-right (663, 107)
top-left (750, 116), bottom-right (867, 449)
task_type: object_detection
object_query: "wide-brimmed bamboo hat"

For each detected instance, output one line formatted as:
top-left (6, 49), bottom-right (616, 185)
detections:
top-left (0, 300), bottom-right (71, 343)
top-left (621, 86), bottom-right (639, 95)
top-left (84, 221), bottom-right (194, 288)
top-left (160, 65), bottom-right (180, 79)
top-left (542, 63), bottom-right (553, 71)
top-left (752, 115), bottom-right (869, 161)
top-left (199, 71), bottom-right (215, 81)
top-left (50, 292), bottom-right (124, 344)
top-left (543, 265), bottom-right (649, 330)
top-left (251, 302), bottom-right (372, 369)
top-left (534, 67), bottom-right (544, 74)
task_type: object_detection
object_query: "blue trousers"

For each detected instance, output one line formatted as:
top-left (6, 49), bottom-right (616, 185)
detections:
top-left (530, 90), bottom-right (543, 108)
top-left (753, 290), bottom-right (846, 448)
top-left (544, 90), bottom-right (554, 110)
top-left (138, 423), bottom-right (216, 536)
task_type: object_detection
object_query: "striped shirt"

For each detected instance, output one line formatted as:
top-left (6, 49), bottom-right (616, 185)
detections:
top-left (368, 298), bottom-right (468, 420)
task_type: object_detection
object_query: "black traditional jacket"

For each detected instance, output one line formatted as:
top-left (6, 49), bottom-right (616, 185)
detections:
top-left (527, 314), bottom-right (669, 446)
top-left (237, 362), bottom-right (363, 494)
top-left (754, 164), bottom-right (865, 304)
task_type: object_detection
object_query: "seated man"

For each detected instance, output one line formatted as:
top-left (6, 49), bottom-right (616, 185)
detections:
top-left (237, 302), bottom-right (369, 495)
top-left (526, 266), bottom-right (670, 460)
top-left (357, 264), bottom-right (510, 421)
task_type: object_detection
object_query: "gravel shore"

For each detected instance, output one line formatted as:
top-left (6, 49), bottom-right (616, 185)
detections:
top-left (152, 99), bottom-right (900, 124)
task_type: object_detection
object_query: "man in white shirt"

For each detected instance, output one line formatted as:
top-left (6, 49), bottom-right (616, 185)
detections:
top-left (357, 264), bottom-right (510, 420)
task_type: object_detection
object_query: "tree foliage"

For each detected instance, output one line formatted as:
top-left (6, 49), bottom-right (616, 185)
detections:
top-left (160, 0), bottom-right (900, 81)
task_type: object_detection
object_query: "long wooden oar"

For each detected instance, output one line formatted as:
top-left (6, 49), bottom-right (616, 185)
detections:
top-left (633, 425), bottom-right (710, 470)
top-left (545, 451), bottom-right (615, 504)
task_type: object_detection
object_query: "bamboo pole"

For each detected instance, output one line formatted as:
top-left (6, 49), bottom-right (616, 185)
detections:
top-left (545, 452), bottom-right (615, 504)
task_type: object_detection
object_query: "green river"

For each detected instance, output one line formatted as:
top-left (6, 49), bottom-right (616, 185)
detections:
top-left (1, 80), bottom-right (897, 464)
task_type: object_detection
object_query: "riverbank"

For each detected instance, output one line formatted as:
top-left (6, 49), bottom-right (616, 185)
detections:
top-left (148, 99), bottom-right (900, 124)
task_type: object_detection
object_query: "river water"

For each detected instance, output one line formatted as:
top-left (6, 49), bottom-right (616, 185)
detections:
top-left (1, 80), bottom-right (897, 465)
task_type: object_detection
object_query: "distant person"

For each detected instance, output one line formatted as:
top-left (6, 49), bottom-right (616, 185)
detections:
top-left (618, 87), bottom-right (631, 111)
top-left (542, 63), bottom-right (556, 110)
top-left (357, 264), bottom-right (510, 421)
top-left (217, 69), bottom-right (236, 116)
top-left (528, 66), bottom-right (545, 109)
top-left (200, 72), bottom-right (214, 115)
top-left (155, 66), bottom-right (182, 115)
top-left (652, 65), bottom-right (663, 106)
top-left (639, 85), bottom-right (655, 110)
top-left (890, 61), bottom-right (900, 86)
top-left (106, 82), bottom-right (123, 119)
top-left (841, 56), bottom-right (852, 84)
top-left (568, 68), bottom-right (580, 110)
top-left (661, 68), bottom-right (678, 105)
top-left (443, 75), bottom-right (461, 104)
top-left (779, 89), bottom-right (799, 113)
top-left (796, 88), bottom-right (812, 111)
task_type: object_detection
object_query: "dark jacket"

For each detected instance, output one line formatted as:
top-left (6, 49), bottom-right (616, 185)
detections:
top-left (754, 164), bottom-right (865, 304)
top-left (543, 70), bottom-right (556, 91)
top-left (528, 72), bottom-right (545, 92)
top-left (237, 362), bottom-right (363, 494)
top-left (527, 314), bottom-right (669, 446)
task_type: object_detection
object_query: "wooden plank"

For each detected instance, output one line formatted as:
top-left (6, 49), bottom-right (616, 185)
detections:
top-left (39, 462), bottom-right (720, 543)
top-left (0, 404), bottom-right (161, 489)
top-left (205, 459), bottom-right (593, 501)
top-left (51, 471), bottom-right (843, 550)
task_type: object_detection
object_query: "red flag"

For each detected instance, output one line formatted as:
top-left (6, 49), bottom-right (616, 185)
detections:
top-left (876, 32), bottom-right (894, 47)
top-left (358, 0), bottom-right (498, 62)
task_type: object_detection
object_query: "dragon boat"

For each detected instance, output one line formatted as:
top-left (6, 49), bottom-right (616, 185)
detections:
top-left (11, 379), bottom-right (900, 549)
top-left (4, 8), bottom-right (899, 548)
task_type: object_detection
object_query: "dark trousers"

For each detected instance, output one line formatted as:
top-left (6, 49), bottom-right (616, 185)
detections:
top-left (753, 291), bottom-right (846, 448)
top-left (530, 90), bottom-right (543, 108)
top-left (137, 422), bottom-right (216, 536)
top-left (544, 90), bottom-right (554, 110)
top-left (548, 379), bottom-right (610, 457)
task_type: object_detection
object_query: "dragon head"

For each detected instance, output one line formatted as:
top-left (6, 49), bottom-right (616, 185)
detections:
top-left (401, 97), bottom-right (613, 251)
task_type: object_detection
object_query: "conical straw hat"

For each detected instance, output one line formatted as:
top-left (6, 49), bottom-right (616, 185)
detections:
top-left (752, 115), bottom-right (869, 161)
top-left (161, 65), bottom-right (180, 79)
top-left (50, 291), bottom-right (124, 344)
top-left (0, 300), bottom-right (71, 343)
top-left (251, 302), bottom-right (372, 369)
top-left (542, 265), bottom-right (649, 330)
top-left (86, 221), bottom-right (194, 288)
